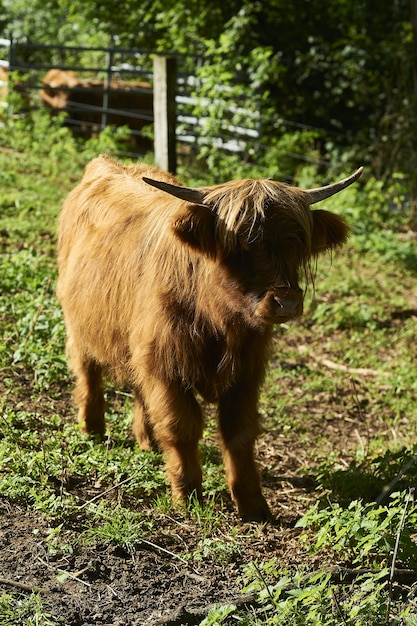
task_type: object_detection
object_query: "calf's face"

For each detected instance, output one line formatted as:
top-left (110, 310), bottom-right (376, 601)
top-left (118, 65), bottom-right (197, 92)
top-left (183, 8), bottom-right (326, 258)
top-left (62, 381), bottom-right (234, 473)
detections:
top-left (143, 172), bottom-right (358, 329)
top-left (219, 205), bottom-right (349, 326)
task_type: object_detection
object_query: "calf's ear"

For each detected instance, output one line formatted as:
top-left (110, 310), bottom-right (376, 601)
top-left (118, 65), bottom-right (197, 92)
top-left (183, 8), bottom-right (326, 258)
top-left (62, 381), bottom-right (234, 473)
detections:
top-left (311, 209), bottom-right (349, 255)
top-left (172, 205), bottom-right (217, 256)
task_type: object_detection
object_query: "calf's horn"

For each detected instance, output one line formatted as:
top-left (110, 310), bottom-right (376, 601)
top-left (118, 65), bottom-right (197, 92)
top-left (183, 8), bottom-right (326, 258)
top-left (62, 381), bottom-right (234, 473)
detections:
top-left (143, 166), bottom-right (364, 206)
top-left (142, 177), bottom-right (205, 205)
top-left (306, 167), bottom-right (363, 204)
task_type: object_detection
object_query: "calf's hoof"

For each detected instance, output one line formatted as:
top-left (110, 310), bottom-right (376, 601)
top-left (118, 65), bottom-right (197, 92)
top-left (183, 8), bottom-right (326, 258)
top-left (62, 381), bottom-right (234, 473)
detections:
top-left (78, 419), bottom-right (105, 440)
top-left (237, 495), bottom-right (275, 523)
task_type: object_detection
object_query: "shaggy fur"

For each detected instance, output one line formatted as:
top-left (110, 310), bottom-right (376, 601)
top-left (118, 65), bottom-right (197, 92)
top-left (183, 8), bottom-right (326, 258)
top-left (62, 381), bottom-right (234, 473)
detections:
top-left (57, 154), bottom-right (349, 521)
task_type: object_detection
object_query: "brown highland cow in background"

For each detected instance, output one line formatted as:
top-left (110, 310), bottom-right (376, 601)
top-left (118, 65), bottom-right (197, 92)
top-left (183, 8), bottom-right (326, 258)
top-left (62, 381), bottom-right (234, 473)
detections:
top-left (41, 69), bottom-right (153, 150)
top-left (57, 155), bottom-right (362, 521)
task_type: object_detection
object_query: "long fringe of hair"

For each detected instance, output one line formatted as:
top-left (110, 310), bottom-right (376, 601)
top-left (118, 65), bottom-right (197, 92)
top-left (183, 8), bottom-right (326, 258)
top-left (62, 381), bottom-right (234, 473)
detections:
top-left (202, 178), bottom-right (313, 250)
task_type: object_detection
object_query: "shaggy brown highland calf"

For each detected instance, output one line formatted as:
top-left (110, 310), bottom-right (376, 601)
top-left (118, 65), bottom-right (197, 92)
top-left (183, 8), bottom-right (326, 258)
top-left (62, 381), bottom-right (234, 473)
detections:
top-left (57, 155), bottom-right (362, 521)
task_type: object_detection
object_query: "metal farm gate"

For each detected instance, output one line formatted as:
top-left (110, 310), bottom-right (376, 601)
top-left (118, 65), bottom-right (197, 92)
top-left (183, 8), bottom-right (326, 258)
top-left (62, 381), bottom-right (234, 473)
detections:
top-left (0, 38), bottom-right (262, 173)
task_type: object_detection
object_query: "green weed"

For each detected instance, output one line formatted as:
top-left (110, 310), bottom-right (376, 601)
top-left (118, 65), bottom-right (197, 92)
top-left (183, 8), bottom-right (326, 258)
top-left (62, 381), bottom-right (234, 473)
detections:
top-left (82, 502), bottom-right (152, 554)
top-left (190, 531), bottom-right (241, 564)
top-left (239, 563), bottom-right (413, 625)
top-left (296, 492), bottom-right (417, 568)
top-left (199, 603), bottom-right (237, 625)
top-left (0, 592), bottom-right (63, 625)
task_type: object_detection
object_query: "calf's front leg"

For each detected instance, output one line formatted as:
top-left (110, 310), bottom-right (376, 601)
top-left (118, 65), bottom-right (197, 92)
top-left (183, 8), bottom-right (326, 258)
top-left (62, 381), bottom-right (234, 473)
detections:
top-left (136, 375), bottom-right (204, 503)
top-left (218, 384), bottom-right (272, 522)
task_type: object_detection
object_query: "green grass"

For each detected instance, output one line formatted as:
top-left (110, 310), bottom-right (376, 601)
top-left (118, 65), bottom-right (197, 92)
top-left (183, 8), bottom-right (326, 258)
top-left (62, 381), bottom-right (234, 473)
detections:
top-left (1, 109), bottom-right (417, 624)
top-left (0, 591), bottom-right (63, 625)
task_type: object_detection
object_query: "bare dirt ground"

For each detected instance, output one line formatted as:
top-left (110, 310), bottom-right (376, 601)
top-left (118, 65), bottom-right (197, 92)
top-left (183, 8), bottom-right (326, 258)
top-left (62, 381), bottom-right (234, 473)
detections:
top-left (0, 475), bottom-right (324, 626)
top-left (0, 343), bottom-right (412, 625)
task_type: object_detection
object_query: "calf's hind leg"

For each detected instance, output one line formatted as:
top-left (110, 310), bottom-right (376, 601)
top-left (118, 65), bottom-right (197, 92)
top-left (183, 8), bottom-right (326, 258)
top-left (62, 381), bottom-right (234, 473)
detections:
top-left (132, 388), bottom-right (158, 451)
top-left (68, 343), bottom-right (105, 437)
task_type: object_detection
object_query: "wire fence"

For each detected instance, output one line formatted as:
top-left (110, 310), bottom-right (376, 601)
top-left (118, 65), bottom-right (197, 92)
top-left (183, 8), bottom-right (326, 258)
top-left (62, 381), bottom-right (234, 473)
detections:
top-left (0, 37), bottom-right (334, 174)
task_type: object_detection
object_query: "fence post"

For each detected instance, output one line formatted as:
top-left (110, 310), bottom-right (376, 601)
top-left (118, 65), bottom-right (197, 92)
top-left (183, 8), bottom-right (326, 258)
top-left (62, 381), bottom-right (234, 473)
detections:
top-left (153, 55), bottom-right (177, 174)
top-left (102, 47), bottom-right (113, 130)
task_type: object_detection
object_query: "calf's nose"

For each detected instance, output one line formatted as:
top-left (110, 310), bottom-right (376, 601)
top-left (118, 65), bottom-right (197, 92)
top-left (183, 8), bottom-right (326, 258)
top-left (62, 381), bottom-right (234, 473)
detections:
top-left (254, 287), bottom-right (304, 323)
top-left (273, 287), bottom-right (303, 318)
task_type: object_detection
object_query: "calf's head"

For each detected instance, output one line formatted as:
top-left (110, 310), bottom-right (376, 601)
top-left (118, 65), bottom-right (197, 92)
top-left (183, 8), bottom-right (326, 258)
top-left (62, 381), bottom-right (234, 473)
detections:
top-left (143, 168), bottom-right (362, 326)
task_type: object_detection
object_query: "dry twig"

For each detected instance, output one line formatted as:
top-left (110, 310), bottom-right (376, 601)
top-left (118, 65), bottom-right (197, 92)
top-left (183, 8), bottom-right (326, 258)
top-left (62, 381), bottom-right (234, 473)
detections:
top-left (77, 466), bottom-right (144, 509)
top-left (37, 558), bottom-right (91, 588)
top-left (0, 576), bottom-right (42, 593)
top-left (314, 357), bottom-right (390, 378)
top-left (298, 346), bottom-right (390, 377)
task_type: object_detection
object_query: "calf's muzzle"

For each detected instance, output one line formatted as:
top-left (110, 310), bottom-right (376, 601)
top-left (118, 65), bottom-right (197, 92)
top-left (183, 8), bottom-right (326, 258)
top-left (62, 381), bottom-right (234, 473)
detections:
top-left (255, 287), bottom-right (304, 323)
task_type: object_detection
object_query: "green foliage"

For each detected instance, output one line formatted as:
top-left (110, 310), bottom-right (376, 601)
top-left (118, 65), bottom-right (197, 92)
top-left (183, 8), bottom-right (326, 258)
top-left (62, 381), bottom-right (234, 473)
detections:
top-left (2, 0), bottom-right (108, 47)
top-left (191, 4), bottom-right (282, 178)
top-left (0, 397), bottom-right (168, 518)
top-left (0, 110), bottom-right (132, 394)
top-left (199, 603), bottom-right (236, 625)
top-left (0, 107), bottom-right (126, 175)
top-left (236, 488), bottom-right (417, 624)
top-left (0, 592), bottom-right (63, 625)
top-left (296, 492), bottom-right (417, 568)
top-left (2, 0), bottom-right (417, 184)
top-left (2, 0), bottom-right (241, 51)
top-left (240, 565), bottom-right (409, 626)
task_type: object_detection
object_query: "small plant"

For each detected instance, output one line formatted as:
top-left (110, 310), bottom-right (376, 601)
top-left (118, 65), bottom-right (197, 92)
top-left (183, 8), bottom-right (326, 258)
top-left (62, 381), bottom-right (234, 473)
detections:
top-left (82, 502), bottom-right (152, 554)
top-left (191, 535), bottom-right (241, 564)
top-left (199, 603), bottom-right (237, 625)
top-left (0, 592), bottom-right (63, 625)
top-left (187, 493), bottom-right (226, 536)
